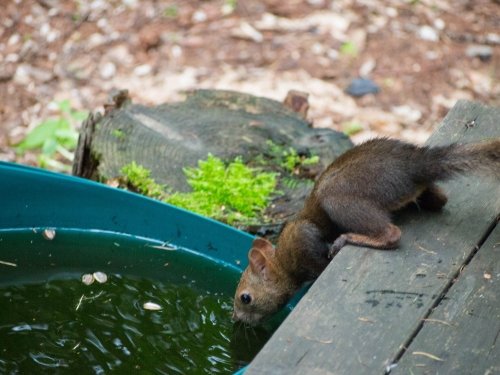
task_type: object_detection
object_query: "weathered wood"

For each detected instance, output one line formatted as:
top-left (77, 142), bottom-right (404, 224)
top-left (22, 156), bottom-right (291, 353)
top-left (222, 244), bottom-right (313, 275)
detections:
top-left (71, 112), bottom-right (102, 179)
top-left (245, 100), bottom-right (500, 374)
top-left (394, 225), bottom-right (499, 375)
top-left (72, 89), bottom-right (352, 232)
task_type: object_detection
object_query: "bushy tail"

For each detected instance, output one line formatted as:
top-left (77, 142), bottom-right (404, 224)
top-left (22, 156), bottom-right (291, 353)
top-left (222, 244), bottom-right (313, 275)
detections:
top-left (416, 138), bottom-right (500, 182)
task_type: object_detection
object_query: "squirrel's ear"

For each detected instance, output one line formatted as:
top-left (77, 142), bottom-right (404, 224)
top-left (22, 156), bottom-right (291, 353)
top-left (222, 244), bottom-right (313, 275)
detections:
top-left (252, 237), bottom-right (274, 255)
top-left (249, 248), bottom-right (266, 274)
top-left (248, 248), bottom-right (269, 276)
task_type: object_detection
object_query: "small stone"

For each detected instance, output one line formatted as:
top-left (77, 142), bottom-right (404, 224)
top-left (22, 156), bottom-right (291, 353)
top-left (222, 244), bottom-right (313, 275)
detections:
top-left (192, 10), bottom-right (207, 23)
top-left (345, 78), bottom-right (380, 97)
top-left (8, 34), bottom-right (20, 46)
top-left (122, 0), bottom-right (138, 7)
top-left (486, 33), bottom-right (500, 45)
top-left (386, 7), bottom-right (397, 17)
top-left (134, 64), bottom-right (152, 76)
top-left (82, 274), bottom-right (94, 285)
top-left (93, 271), bottom-right (108, 284)
top-left (232, 22), bottom-right (264, 43)
top-left (327, 49), bottom-right (339, 60)
top-left (143, 302), bottom-right (162, 311)
top-left (392, 105), bottom-right (422, 123)
top-left (307, 0), bottom-right (325, 5)
top-left (466, 45), bottom-right (493, 61)
top-left (359, 58), bottom-right (376, 77)
top-left (433, 18), bottom-right (445, 30)
top-left (171, 45), bottom-right (182, 58)
top-left (99, 61), bottom-right (116, 79)
top-left (311, 42), bottom-right (324, 55)
top-left (417, 25), bottom-right (439, 42)
top-left (42, 228), bottom-right (56, 240)
top-left (425, 51), bottom-right (439, 60)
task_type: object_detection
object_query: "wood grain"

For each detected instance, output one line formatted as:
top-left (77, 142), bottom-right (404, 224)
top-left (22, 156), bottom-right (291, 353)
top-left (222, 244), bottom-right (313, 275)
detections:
top-left (394, 225), bottom-right (500, 375)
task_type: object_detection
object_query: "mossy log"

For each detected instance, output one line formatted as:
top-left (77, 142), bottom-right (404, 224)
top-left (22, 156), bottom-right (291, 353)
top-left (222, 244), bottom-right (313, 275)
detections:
top-left (73, 89), bottom-right (352, 234)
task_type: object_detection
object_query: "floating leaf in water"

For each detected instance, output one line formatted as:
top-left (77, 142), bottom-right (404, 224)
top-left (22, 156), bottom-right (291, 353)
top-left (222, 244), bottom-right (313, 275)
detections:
top-left (43, 228), bottom-right (56, 240)
top-left (143, 302), bottom-right (162, 311)
top-left (93, 271), bottom-right (108, 284)
top-left (81, 274), bottom-right (94, 285)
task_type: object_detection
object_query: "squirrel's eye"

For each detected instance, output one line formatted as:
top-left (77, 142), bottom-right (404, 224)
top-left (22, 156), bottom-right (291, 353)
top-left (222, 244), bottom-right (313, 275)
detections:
top-left (240, 293), bottom-right (252, 305)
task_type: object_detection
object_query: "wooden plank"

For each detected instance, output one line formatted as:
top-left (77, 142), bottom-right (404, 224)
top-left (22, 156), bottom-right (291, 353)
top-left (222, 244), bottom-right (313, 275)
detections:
top-left (393, 225), bottom-right (500, 375)
top-left (245, 100), bottom-right (500, 374)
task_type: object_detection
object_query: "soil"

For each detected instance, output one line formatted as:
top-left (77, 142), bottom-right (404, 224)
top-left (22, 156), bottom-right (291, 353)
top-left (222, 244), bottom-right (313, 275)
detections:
top-left (1, 0), bottom-right (499, 166)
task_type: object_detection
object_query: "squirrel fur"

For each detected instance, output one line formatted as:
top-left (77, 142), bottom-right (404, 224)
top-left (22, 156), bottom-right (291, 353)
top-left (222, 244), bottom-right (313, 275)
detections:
top-left (233, 137), bottom-right (500, 325)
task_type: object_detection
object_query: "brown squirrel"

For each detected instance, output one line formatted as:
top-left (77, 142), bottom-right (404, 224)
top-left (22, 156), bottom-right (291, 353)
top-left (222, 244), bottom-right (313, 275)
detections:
top-left (232, 137), bottom-right (500, 325)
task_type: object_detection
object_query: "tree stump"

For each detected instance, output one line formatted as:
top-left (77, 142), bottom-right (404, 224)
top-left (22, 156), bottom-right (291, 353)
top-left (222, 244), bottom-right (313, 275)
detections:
top-left (73, 89), bottom-right (352, 235)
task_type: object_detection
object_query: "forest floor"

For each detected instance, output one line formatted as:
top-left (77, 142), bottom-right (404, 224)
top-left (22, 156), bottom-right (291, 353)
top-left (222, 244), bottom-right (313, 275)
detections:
top-left (1, 0), bottom-right (498, 167)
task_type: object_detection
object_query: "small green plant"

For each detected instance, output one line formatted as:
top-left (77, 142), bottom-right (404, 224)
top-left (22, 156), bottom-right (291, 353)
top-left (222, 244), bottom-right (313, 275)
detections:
top-left (223, 0), bottom-right (238, 13)
top-left (120, 162), bottom-right (167, 200)
top-left (163, 5), bottom-right (178, 18)
top-left (15, 99), bottom-right (88, 171)
top-left (265, 140), bottom-right (319, 173)
top-left (112, 129), bottom-right (126, 140)
top-left (281, 176), bottom-right (314, 190)
top-left (342, 121), bottom-right (364, 136)
top-left (339, 41), bottom-right (358, 57)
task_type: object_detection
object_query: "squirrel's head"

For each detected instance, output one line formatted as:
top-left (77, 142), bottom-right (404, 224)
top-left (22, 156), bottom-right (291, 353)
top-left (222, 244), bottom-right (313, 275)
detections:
top-left (232, 238), bottom-right (295, 326)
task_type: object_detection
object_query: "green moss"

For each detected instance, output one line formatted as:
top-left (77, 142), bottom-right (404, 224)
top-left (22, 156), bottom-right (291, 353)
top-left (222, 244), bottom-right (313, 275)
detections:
top-left (111, 129), bottom-right (126, 139)
top-left (120, 155), bottom-right (278, 225)
top-left (120, 162), bottom-right (167, 200)
top-left (167, 154), bottom-right (277, 224)
top-left (264, 140), bottom-right (319, 173)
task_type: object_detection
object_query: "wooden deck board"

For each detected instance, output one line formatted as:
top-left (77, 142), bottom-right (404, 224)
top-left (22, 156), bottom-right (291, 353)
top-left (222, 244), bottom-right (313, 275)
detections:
top-left (393, 225), bottom-right (500, 375)
top-left (245, 101), bottom-right (500, 375)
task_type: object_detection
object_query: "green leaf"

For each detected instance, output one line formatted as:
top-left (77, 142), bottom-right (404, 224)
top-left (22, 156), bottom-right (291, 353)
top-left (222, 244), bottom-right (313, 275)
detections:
top-left (71, 110), bottom-right (89, 122)
top-left (342, 121), bottom-right (364, 136)
top-left (340, 41), bottom-right (358, 57)
top-left (58, 99), bottom-right (72, 114)
top-left (15, 118), bottom-right (63, 151)
top-left (55, 128), bottom-right (79, 149)
top-left (41, 138), bottom-right (58, 156)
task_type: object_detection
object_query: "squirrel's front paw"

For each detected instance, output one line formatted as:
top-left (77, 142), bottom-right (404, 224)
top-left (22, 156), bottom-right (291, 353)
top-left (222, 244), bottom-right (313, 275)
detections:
top-left (328, 236), bottom-right (347, 258)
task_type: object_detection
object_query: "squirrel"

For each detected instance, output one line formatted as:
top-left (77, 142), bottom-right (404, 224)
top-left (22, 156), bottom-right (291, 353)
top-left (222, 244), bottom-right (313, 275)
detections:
top-left (232, 137), bottom-right (500, 325)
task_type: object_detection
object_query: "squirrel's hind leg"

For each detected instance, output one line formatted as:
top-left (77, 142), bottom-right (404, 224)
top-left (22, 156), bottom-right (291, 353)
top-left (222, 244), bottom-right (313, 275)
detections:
top-left (328, 224), bottom-right (401, 258)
